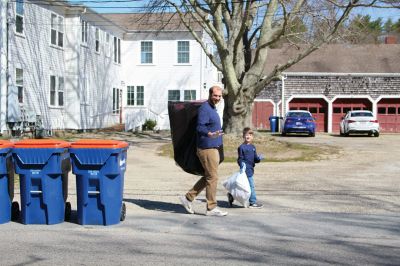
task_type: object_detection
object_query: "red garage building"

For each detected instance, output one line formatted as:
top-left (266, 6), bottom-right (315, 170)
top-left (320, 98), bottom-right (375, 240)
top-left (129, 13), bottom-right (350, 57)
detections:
top-left (255, 44), bottom-right (400, 133)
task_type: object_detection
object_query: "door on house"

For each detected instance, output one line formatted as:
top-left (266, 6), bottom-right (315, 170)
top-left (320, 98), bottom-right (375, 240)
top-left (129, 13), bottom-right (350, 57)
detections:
top-left (332, 98), bottom-right (372, 132)
top-left (288, 98), bottom-right (328, 132)
top-left (252, 101), bottom-right (274, 130)
top-left (377, 98), bottom-right (400, 133)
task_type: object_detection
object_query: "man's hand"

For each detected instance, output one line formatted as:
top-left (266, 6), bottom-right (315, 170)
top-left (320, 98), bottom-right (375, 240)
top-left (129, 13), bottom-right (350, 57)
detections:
top-left (208, 130), bottom-right (224, 138)
top-left (259, 154), bottom-right (265, 160)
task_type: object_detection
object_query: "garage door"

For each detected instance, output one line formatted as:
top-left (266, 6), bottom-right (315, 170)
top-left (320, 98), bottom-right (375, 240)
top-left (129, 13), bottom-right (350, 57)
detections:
top-left (252, 101), bottom-right (274, 129)
top-left (288, 98), bottom-right (327, 132)
top-left (332, 98), bottom-right (372, 132)
top-left (377, 99), bottom-right (400, 133)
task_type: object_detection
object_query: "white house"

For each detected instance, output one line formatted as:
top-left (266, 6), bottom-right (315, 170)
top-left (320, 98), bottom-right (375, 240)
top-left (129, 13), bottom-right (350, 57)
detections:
top-left (102, 13), bottom-right (220, 130)
top-left (2, 0), bottom-right (127, 135)
top-left (0, 1), bottom-right (220, 135)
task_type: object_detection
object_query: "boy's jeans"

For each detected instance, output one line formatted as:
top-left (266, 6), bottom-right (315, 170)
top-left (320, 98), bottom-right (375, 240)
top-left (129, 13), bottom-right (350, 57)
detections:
top-left (248, 175), bottom-right (257, 204)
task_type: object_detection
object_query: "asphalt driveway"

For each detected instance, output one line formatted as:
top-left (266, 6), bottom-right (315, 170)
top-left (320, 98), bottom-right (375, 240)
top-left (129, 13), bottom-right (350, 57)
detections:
top-left (0, 133), bottom-right (399, 265)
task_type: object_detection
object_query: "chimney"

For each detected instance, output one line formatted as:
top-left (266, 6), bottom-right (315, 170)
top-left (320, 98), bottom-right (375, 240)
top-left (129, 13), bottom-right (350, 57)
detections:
top-left (385, 35), bottom-right (397, 44)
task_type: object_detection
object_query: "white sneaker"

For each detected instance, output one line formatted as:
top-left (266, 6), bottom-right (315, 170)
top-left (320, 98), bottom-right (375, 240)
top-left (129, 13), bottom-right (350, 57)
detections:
top-left (179, 196), bottom-right (194, 214)
top-left (206, 207), bottom-right (228, 217)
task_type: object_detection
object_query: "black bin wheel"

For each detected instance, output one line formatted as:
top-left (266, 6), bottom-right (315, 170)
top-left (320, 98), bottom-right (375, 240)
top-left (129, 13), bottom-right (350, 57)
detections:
top-left (11, 202), bottom-right (20, 221)
top-left (65, 202), bottom-right (72, 221)
top-left (120, 202), bottom-right (126, 221)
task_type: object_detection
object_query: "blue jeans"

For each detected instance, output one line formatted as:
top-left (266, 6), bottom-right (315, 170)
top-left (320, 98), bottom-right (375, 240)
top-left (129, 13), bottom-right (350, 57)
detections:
top-left (248, 175), bottom-right (257, 204)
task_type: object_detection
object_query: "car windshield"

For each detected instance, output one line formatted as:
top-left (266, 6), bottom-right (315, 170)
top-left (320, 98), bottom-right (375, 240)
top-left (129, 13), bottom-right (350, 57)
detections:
top-left (287, 112), bottom-right (311, 118)
top-left (350, 112), bottom-right (373, 117)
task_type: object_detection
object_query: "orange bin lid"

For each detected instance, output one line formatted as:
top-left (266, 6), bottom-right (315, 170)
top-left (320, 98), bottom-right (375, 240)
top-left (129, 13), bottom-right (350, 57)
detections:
top-left (70, 139), bottom-right (129, 149)
top-left (0, 140), bottom-right (14, 149)
top-left (13, 139), bottom-right (70, 148)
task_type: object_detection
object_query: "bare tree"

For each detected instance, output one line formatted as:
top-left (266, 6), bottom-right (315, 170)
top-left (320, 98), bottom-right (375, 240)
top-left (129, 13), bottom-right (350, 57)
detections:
top-left (147, 0), bottom-right (399, 133)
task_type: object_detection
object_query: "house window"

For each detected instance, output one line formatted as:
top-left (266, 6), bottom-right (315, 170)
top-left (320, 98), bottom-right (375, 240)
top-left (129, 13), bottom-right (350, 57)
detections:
top-left (114, 37), bottom-right (121, 63)
top-left (118, 38), bottom-right (121, 64)
top-left (168, 90), bottom-right (180, 101)
top-left (51, 14), bottom-right (64, 47)
top-left (113, 88), bottom-right (121, 114)
top-left (177, 41), bottom-right (190, 63)
top-left (50, 75), bottom-right (64, 107)
top-left (95, 28), bottom-right (100, 52)
top-left (81, 20), bottom-right (88, 44)
top-left (127, 86), bottom-right (135, 106)
top-left (137, 86), bottom-right (144, 105)
top-left (16, 68), bottom-right (23, 103)
top-left (15, 0), bottom-right (24, 34)
top-left (184, 90), bottom-right (196, 101)
top-left (105, 33), bottom-right (110, 57)
top-left (141, 41), bottom-right (153, 64)
top-left (58, 77), bottom-right (64, 106)
top-left (127, 86), bottom-right (144, 106)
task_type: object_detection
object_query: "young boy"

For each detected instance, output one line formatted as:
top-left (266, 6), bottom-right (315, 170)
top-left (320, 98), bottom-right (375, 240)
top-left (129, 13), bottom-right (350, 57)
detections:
top-left (228, 127), bottom-right (264, 208)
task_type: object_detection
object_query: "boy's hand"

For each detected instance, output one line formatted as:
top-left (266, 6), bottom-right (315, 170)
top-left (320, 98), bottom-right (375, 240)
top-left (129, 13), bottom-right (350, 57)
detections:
top-left (259, 154), bottom-right (265, 160)
top-left (240, 162), bottom-right (246, 173)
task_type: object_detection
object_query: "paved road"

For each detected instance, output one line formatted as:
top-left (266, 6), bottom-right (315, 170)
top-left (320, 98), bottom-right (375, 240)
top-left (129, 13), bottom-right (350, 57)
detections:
top-left (1, 133), bottom-right (399, 265)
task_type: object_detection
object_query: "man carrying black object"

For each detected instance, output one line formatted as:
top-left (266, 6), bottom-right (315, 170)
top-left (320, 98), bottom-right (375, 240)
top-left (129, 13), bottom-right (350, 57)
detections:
top-left (179, 86), bottom-right (228, 217)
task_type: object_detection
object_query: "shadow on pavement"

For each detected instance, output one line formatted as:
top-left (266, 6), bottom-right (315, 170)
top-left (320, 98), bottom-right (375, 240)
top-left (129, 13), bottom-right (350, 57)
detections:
top-left (124, 198), bottom-right (187, 213)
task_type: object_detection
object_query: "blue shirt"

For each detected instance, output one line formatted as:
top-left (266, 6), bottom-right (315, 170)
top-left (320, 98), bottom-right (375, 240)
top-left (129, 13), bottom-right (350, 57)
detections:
top-left (196, 101), bottom-right (223, 149)
top-left (237, 143), bottom-right (261, 177)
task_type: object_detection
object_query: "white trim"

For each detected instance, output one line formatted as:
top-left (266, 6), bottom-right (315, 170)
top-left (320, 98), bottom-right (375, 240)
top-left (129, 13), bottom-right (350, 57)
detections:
top-left (376, 95), bottom-right (400, 102)
top-left (331, 94), bottom-right (374, 103)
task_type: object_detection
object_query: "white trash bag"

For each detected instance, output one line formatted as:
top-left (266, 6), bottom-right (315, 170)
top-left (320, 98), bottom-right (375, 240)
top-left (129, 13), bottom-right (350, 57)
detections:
top-left (222, 164), bottom-right (251, 207)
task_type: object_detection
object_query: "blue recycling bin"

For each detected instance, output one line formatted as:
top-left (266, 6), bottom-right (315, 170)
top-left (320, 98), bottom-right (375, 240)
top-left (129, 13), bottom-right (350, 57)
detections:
top-left (0, 140), bottom-right (19, 224)
top-left (269, 116), bottom-right (280, 132)
top-left (69, 140), bottom-right (129, 226)
top-left (12, 139), bottom-right (71, 225)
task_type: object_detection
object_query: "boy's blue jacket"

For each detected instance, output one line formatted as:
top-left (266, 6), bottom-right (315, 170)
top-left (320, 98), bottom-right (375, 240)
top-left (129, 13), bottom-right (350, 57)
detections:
top-left (237, 143), bottom-right (261, 177)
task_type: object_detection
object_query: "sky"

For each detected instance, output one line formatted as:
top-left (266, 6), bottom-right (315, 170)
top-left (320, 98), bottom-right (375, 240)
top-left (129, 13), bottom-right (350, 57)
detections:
top-left (67, 0), bottom-right (399, 22)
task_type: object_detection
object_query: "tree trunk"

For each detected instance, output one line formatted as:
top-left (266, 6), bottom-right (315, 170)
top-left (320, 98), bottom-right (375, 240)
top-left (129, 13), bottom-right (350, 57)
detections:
top-left (223, 94), bottom-right (253, 134)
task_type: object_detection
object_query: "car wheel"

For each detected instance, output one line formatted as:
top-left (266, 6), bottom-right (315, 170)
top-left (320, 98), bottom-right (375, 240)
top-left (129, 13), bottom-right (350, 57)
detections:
top-left (374, 132), bottom-right (379, 137)
top-left (344, 131), bottom-right (349, 137)
top-left (340, 130), bottom-right (344, 136)
top-left (282, 131), bottom-right (286, 136)
top-left (309, 132), bottom-right (315, 137)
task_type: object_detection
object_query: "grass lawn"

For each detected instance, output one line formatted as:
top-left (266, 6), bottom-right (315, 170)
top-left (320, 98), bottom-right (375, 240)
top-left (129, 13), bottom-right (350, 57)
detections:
top-left (158, 132), bottom-right (340, 163)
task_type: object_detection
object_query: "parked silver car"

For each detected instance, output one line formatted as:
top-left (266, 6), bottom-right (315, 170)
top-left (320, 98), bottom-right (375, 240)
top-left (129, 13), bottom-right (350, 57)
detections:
top-left (340, 110), bottom-right (380, 137)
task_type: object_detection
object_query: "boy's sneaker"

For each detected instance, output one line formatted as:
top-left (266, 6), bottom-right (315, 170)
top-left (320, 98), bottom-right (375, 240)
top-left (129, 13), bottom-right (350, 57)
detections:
top-left (227, 193), bottom-right (234, 207)
top-left (179, 196), bottom-right (194, 214)
top-left (206, 207), bottom-right (228, 217)
top-left (249, 202), bottom-right (263, 209)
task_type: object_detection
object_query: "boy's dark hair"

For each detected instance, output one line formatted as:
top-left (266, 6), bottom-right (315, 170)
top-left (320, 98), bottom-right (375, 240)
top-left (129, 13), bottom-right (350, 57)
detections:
top-left (243, 127), bottom-right (253, 136)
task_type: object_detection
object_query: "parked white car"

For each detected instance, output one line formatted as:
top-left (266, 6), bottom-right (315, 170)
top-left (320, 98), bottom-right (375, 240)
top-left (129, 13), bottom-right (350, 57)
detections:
top-left (340, 110), bottom-right (380, 137)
